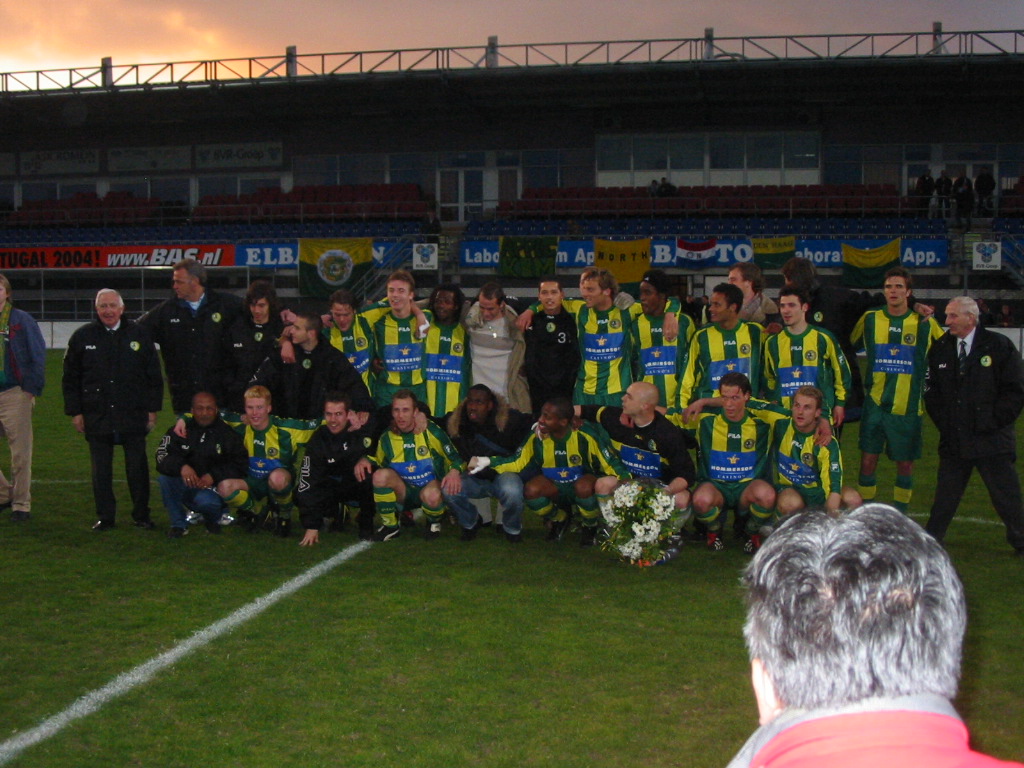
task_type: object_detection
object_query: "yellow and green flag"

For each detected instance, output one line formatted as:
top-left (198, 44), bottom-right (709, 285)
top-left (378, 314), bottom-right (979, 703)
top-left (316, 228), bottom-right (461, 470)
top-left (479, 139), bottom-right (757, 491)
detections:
top-left (841, 238), bottom-right (902, 288)
top-left (594, 238), bottom-right (651, 292)
top-left (299, 238), bottom-right (374, 299)
top-left (752, 236), bottom-right (796, 269)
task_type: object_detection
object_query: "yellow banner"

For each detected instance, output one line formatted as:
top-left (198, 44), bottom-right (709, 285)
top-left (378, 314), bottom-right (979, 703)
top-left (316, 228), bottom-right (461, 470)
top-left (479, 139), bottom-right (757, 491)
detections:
top-left (841, 238), bottom-right (901, 269)
top-left (298, 238), bottom-right (374, 298)
top-left (593, 238), bottom-right (651, 284)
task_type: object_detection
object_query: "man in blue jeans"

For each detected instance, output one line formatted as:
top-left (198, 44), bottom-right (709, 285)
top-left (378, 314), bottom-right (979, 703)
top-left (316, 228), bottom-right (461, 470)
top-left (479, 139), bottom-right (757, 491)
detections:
top-left (441, 385), bottom-right (534, 542)
top-left (154, 391), bottom-right (248, 538)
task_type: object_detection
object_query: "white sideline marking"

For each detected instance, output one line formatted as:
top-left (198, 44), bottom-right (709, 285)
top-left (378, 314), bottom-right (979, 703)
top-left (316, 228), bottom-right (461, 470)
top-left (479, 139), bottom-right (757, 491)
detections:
top-left (0, 540), bottom-right (372, 766)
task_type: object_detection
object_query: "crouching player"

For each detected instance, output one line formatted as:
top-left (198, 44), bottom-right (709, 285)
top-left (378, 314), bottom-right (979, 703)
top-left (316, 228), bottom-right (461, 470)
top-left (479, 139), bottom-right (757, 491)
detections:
top-left (358, 389), bottom-right (465, 541)
top-left (469, 397), bottom-right (628, 546)
top-left (578, 381), bottom-right (696, 528)
top-left (751, 385), bottom-right (862, 519)
top-left (181, 386), bottom-right (319, 537)
top-left (297, 392), bottom-right (376, 545)
top-left (682, 372), bottom-right (775, 552)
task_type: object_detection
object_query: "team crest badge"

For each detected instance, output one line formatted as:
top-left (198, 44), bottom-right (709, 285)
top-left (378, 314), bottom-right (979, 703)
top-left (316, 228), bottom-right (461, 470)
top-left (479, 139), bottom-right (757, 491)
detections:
top-left (743, 439), bottom-right (755, 450)
top-left (648, 440), bottom-right (657, 451)
top-left (981, 355), bottom-right (992, 367)
top-left (569, 454), bottom-right (582, 466)
top-left (302, 359), bottom-right (312, 369)
top-left (268, 447), bottom-right (279, 458)
top-left (610, 319), bottom-right (621, 330)
top-left (417, 445), bottom-right (428, 456)
top-left (546, 322), bottom-right (555, 333)
top-left (805, 350), bottom-right (817, 362)
top-left (453, 343), bottom-right (464, 354)
top-left (813, 311), bottom-right (824, 322)
top-left (212, 313), bottom-right (222, 323)
top-left (129, 341), bottom-right (140, 351)
top-left (363, 437), bottom-right (372, 448)
top-left (740, 343), bottom-right (751, 355)
top-left (356, 337), bottom-right (367, 349)
top-left (255, 332), bottom-right (263, 342)
top-left (903, 333), bottom-right (915, 345)
top-left (802, 452), bottom-right (815, 466)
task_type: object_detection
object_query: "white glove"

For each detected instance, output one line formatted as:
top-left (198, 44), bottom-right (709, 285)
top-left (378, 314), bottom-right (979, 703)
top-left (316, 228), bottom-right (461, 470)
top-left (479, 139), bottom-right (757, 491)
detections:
top-left (468, 456), bottom-right (490, 475)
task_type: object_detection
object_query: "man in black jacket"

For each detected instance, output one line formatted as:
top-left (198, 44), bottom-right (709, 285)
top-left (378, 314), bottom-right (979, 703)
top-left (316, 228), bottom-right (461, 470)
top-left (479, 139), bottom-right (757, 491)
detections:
top-left (155, 391), bottom-right (248, 538)
top-left (251, 311), bottom-right (372, 420)
top-left (440, 384), bottom-right (534, 542)
top-left (297, 392), bottom-right (376, 545)
top-left (63, 289), bottom-right (163, 531)
top-left (139, 258), bottom-right (244, 412)
top-left (924, 296), bottom-right (1024, 556)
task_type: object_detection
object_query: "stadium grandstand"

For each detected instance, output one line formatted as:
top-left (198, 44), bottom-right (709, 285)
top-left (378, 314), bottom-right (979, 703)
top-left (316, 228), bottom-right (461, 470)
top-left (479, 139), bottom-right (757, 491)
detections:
top-left (1, 25), bottom-right (1023, 331)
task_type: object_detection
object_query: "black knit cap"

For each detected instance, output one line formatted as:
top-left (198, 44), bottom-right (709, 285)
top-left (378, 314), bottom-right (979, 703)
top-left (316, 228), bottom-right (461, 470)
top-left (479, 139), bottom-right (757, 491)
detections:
top-left (641, 269), bottom-right (671, 296)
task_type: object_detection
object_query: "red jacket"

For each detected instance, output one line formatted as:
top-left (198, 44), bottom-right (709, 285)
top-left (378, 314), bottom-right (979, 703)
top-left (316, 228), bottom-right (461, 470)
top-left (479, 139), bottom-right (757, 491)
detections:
top-left (742, 709), bottom-right (1022, 768)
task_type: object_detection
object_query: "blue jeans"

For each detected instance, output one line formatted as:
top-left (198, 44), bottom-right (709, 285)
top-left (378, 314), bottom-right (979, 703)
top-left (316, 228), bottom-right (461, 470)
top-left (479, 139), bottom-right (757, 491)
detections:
top-left (444, 472), bottom-right (524, 535)
top-left (158, 475), bottom-right (226, 529)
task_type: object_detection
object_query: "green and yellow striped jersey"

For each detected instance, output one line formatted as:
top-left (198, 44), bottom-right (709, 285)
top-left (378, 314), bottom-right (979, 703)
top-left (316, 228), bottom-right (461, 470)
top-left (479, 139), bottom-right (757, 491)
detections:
top-left (632, 309), bottom-right (694, 408)
top-left (373, 421), bottom-right (464, 488)
top-left (323, 314), bottom-right (376, 391)
top-left (851, 308), bottom-right (943, 416)
top-left (685, 410), bottom-right (771, 485)
top-left (423, 321), bottom-right (470, 418)
top-left (677, 320), bottom-right (765, 408)
top-left (490, 423), bottom-right (628, 484)
top-left (368, 308), bottom-right (433, 406)
top-left (764, 324), bottom-right (851, 413)
top-left (744, 399), bottom-right (843, 495)
top-left (219, 411), bottom-right (320, 479)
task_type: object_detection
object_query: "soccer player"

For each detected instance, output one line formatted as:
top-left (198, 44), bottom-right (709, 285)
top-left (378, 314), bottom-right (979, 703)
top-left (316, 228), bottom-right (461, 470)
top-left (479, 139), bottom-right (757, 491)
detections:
top-left (523, 277), bottom-right (580, 416)
top-left (750, 386), bottom-right (862, 520)
top-left (297, 392), bottom-right (376, 545)
top-left (850, 267), bottom-right (943, 512)
top-left (516, 267), bottom-right (680, 407)
top-left (469, 397), bottom-right (629, 546)
top-left (583, 381), bottom-right (695, 537)
top-left (633, 269), bottom-right (694, 408)
top-left (201, 386), bottom-right (320, 537)
top-left (764, 286), bottom-right (851, 425)
top-left (366, 270), bottom-right (432, 410)
top-left (423, 284), bottom-right (470, 418)
top-left (357, 389), bottom-right (465, 541)
top-left (677, 282), bottom-right (765, 409)
top-left (323, 288), bottom-right (376, 392)
top-left (684, 372), bottom-right (775, 552)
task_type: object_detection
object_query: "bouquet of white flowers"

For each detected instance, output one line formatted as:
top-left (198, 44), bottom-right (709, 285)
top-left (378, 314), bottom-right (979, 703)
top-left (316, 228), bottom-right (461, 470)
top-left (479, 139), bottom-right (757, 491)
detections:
top-left (600, 479), bottom-right (682, 566)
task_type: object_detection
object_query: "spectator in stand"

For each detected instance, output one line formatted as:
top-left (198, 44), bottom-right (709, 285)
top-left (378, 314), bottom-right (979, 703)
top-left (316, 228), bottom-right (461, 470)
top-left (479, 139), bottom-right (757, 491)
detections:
top-left (524, 277), bottom-right (580, 416)
top-left (953, 172), bottom-right (973, 228)
top-left (914, 169), bottom-right (935, 217)
top-left (463, 282), bottom-right (530, 414)
top-left (997, 304), bottom-right (1016, 327)
top-left (974, 168), bottom-right (996, 217)
top-left (220, 279), bottom-right (284, 412)
top-left (935, 169), bottom-right (953, 219)
top-left (139, 258), bottom-right (244, 412)
top-left (657, 177), bottom-right (677, 197)
top-left (976, 298), bottom-right (996, 327)
top-left (726, 504), bottom-right (1024, 768)
top-left (62, 289), bottom-right (162, 531)
top-left (728, 262), bottom-right (781, 328)
top-left (0, 272), bottom-right (46, 523)
top-left (648, 179), bottom-right (660, 197)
